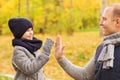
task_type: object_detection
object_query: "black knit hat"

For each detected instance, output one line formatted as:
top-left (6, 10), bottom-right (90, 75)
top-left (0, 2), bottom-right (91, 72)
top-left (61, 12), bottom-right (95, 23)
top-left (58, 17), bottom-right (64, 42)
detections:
top-left (8, 18), bottom-right (33, 38)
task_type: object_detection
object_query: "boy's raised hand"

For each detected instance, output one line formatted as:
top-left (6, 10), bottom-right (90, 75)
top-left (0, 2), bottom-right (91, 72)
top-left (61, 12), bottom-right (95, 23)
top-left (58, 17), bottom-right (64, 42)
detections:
top-left (42, 38), bottom-right (54, 56)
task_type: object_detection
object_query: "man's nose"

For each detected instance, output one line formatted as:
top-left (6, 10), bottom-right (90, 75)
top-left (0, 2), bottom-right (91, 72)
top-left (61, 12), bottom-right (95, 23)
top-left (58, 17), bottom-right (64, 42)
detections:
top-left (99, 20), bottom-right (103, 26)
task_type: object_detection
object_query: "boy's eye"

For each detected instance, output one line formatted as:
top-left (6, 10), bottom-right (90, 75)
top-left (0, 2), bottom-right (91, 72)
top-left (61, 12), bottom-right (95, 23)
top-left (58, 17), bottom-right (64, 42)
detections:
top-left (27, 29), bottom-right (30, 31)
top-left (27, 28), bottom-right (33, 32)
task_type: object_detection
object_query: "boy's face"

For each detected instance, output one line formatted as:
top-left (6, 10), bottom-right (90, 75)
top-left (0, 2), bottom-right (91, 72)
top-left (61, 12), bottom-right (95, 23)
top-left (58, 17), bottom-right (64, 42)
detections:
top-left (21, 28), bottom-right (33, 40)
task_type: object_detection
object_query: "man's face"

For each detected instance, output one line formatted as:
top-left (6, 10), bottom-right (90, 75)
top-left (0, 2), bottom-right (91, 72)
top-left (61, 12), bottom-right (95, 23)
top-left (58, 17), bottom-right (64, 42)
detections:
top-left (99, 7), bottom-right (118, 36)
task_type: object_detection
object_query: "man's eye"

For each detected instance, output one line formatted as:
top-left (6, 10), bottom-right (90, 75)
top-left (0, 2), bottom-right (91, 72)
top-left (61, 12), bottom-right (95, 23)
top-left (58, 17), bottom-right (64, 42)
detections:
top-left (103, 18), bottom-right (107, 20)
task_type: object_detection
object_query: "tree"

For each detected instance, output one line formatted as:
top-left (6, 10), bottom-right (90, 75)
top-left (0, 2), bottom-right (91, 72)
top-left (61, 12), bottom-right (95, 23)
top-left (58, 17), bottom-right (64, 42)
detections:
top-left (18, 0), bottom-right (21, 17)
top-left (53, 0), bottom-right (64, 34)
top-left (67, 0), bottom-right (74, 35)
top-left (26, 0), bottom-right (30, 19)
top-left (40, 0), bottom-right (49, 34)
top-left (101, 0), bottom-right (106, 13)
top-left (100, 0), bottom-right (106, 37)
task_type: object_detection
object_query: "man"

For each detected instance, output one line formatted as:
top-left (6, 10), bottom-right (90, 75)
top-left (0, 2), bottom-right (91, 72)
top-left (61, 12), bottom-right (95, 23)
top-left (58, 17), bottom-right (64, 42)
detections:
top-left (55, 4), bottom-right (120, 80)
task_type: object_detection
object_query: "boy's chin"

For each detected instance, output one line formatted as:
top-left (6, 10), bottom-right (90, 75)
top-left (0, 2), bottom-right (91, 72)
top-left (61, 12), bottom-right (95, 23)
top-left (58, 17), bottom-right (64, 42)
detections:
top-left (27, 37), bottom-right (33, 40)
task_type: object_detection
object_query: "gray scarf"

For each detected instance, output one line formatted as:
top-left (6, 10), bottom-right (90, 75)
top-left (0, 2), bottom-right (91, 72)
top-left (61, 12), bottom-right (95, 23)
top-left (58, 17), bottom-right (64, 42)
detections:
top-left (98, 32), bottom-right (120, 69)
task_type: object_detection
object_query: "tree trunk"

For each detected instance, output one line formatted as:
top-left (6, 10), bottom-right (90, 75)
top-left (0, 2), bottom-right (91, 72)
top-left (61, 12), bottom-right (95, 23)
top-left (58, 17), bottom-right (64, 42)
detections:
top-left (54, 0), bottom-right (64, 34)
top-left (18, 0), bottom-right (21, 17)
top-left (42, 8), bottom-right (48, 34)
top-left (100, 0), bottom-right (106, 37)
top-left (0, 26), bottom-right (2, 35)
top-left (40, 0), bottom-right (48, 34)
top-left (26, 0), bottom-right (30, 19)
top-left (101, 0), bottom-right (106, 13)
top-left (67, 0), bottom-right (74, 35)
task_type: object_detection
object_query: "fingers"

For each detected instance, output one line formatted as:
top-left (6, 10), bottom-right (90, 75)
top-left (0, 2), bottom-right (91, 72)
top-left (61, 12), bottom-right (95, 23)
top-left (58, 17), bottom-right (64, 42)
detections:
top-left (54, 36), bottom-right (65, 60)
top-left (55, 35), bottom-right (62, 47)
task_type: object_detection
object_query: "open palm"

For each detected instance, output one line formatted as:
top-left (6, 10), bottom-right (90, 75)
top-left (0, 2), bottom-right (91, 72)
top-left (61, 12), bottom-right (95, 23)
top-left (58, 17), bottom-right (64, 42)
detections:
top-left (55, 36), bottom-right (64, 60)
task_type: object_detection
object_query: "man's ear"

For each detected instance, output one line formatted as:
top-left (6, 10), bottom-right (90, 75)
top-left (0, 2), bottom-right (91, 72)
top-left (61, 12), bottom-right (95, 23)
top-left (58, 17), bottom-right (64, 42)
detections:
top-left (116, 18), bottom-right (120, 25)
top-left (116, 18), bottom-right (120, 26)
